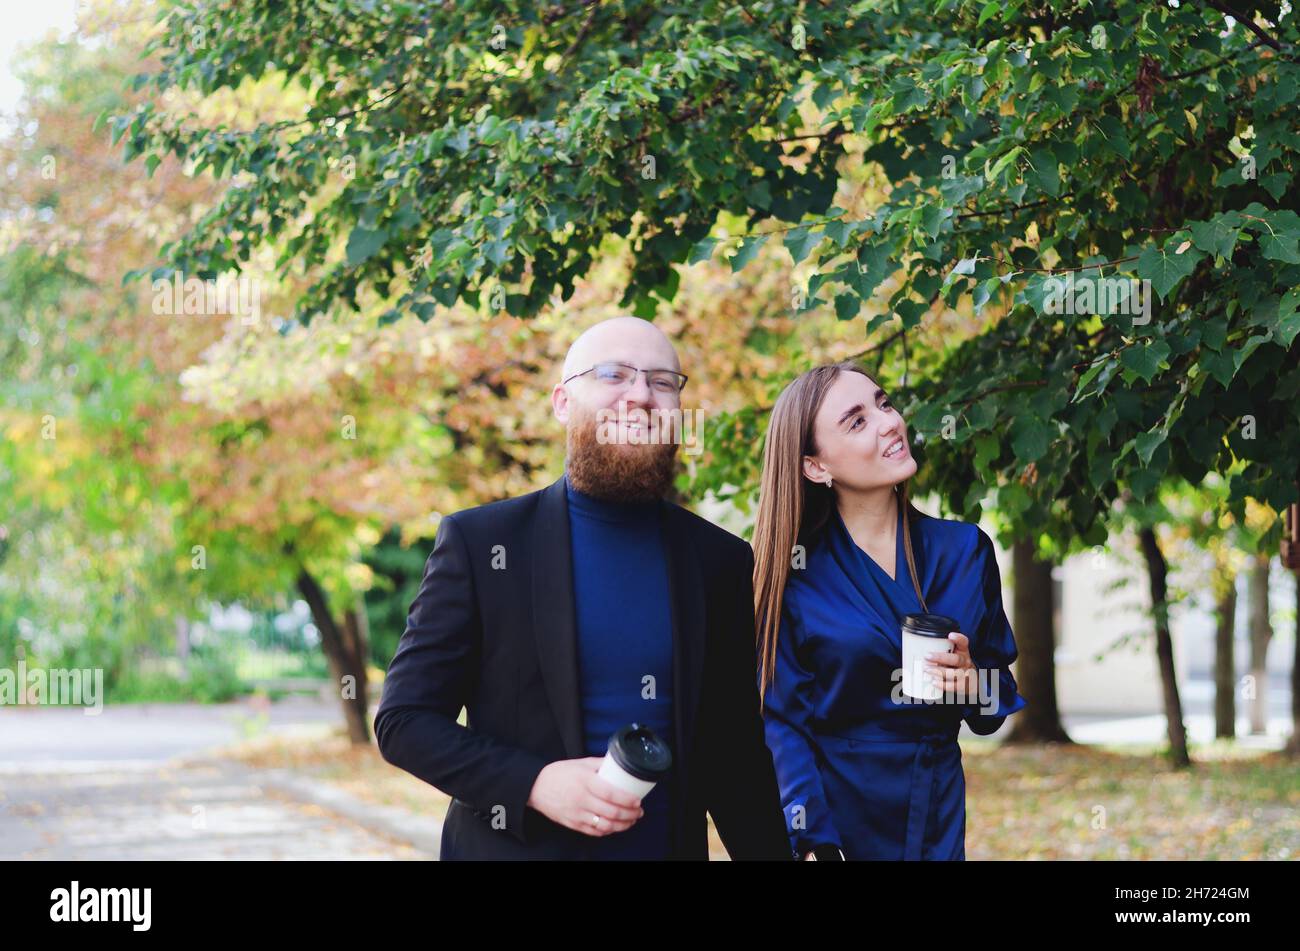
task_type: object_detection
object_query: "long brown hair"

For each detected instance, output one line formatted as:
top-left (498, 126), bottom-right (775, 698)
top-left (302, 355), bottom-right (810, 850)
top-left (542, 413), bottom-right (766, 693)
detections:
top-left (752, 362), bottom-right (927, 704)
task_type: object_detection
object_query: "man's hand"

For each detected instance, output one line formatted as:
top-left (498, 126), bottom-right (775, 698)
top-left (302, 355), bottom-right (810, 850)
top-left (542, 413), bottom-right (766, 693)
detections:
top-left (526, 757), bottom-right (645, 836)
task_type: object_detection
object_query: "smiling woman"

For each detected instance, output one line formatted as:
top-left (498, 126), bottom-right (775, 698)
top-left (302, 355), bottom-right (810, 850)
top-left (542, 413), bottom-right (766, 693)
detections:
top-left (751, 361), bottom-right (1027, 861)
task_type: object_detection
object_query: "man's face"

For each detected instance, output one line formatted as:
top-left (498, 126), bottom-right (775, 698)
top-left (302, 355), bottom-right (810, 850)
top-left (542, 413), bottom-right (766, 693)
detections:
top-left (553, 327), bottom-right (684, 502)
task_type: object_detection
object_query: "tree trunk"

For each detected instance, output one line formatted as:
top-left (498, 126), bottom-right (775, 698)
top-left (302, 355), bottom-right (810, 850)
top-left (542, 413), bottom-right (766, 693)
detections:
top-left (1138, 527), bottom-right (1190, 768)
top-left (1005, 539), bottom-right (1072, 743)
top-left (296, 568), bottom-right (371, 745)
top-left (341, 604), bottom-right (372, 702)
top-left (1247, 553), bottom-right (1273, 735)
top-left (1213, 576), bottom-right (1237, 739)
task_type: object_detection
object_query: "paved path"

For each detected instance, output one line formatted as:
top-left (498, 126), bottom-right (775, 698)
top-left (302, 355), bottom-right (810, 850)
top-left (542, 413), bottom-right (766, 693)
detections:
top-left (0, 695), bottom-right (338, 765)
top-left (0, 756), bottom-right (424, 860)
top-left (0, 697), bottom-right (435, 860)
top-left (2, 684), bottom-right (1290, 859)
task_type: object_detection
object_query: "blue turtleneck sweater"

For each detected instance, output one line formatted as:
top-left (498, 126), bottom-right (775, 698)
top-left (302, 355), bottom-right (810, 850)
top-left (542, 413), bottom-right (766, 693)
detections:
top-left (565, 472), bottom-right (675, 859)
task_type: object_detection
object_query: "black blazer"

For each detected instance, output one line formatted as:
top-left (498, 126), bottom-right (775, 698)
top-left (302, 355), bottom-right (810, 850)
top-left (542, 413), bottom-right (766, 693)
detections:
top-left (374, 474), bottom-right (792, 860)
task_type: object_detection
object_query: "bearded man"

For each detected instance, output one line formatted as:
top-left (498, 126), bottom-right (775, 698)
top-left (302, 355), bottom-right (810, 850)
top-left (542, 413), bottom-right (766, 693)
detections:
top-left (374, 316), bottom-right (791, 860)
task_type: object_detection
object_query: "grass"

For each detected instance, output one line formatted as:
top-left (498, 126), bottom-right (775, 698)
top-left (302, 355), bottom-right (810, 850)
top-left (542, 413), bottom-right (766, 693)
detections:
top-left (106, 648), bottom-right (330, 704)
top-left (232, 647), bottom-right (329, 682)
top-left (963, 740), bottom-right (1299, 860)
top-left (220, 727), bottom-right (1299, 860)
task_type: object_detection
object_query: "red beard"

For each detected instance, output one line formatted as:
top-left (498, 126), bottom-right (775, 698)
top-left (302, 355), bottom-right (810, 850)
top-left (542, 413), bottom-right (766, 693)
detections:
top-left (565, 401), bottom-right (680, 503)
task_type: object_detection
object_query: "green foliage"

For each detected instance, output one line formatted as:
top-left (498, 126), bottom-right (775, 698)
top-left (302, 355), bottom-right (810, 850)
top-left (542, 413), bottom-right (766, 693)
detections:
top-left (115, 0), bottom-right (1300, 544)
top-left (362, 528), bottom-right (437, 666)
top-left (109, 648), bottom-right (246, 704)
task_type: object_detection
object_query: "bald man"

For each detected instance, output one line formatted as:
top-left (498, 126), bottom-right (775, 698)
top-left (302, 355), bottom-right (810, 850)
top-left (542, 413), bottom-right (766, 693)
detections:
top-left (375, 317), bottom-right (792, 860)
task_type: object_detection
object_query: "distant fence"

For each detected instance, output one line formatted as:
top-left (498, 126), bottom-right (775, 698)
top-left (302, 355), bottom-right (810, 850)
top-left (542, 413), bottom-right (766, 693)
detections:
top-left (175, 606), bottom-right (330, 695)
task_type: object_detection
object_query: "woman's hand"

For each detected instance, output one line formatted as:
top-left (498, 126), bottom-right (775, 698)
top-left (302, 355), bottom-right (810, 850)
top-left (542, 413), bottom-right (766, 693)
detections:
top-left (925, 632), bottom-right (977, 697)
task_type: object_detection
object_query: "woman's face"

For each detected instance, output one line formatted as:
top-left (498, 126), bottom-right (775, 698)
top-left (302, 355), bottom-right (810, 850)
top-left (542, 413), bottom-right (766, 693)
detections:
top-left (803, 371), bottom-right (916, 492)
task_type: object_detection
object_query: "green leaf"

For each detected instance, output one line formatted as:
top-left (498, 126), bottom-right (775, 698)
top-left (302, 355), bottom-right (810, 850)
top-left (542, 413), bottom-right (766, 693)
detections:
top-left (1136, 243), bottom-right (1201, 300)
top-left (985, 146), bottom-right (1025, 183)
top-left (1258, 231), bottom-right (1300, 263)
top-left (895, 297), bottom-right (928, 328)
top-left (784, 226), bottom-right (821, 265)
top-left (1119, 340), bottom-right (1172, 382)
top-left (1129, 467), bottom-right (1162, 501)
top-left (861, 98), bottom-right (895, 139)
top-left (943, 255), bottom-right (978, 289)
top-left (1135, 430), bottom-right (1166, 465)
top-left (834, 292), bottom-right (859, 321)
top-left (1274, 288), bottom-right (1300, 348)
top-left (939, 175), bottom-right (984, 205)
top-left (346, 227), bottom-right (389, 267)
top-left (687, 237), bottom-right (719, 265)
top-left (1093, 115), bottom-right (1130, 160)
top-left (851, 244), bottom-right (894, 299)
top-left (1011, 418), bottom-right (1051, 462)
top-left (1189, 212), bottom-right (1242, 259)
top-left (1234, 332), bottom-right (1270, 370)
top-left (1245, 208), bottom-right (1300, 263)
top-left (1025, 148), bottom-right (1060, 197)
top-left (1073, 358), bottom-right (1109, 402)
top-left (1200, 349), bottom-right (1237, 387)
top-left (891, 76), bottom-right (929, 112)
top-left (730, 234), bottom-right (768, 272)
top-left (824, 219), bottom-right (854, 248)
top-left (920, 204), bottom-right (953, 238)
top-left (1020, 272), bottom-right (1056, 314)
top-left (1260, 172), bottom-right (1291, 201)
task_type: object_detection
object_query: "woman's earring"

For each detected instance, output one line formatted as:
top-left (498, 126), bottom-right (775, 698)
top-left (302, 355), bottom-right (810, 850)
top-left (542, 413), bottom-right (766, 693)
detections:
top-left (826, 476), bottom-right (833, 489)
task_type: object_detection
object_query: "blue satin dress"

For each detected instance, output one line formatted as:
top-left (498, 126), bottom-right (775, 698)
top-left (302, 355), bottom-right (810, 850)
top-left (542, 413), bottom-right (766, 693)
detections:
top-left (761, 502), bottom-right (1027, 860)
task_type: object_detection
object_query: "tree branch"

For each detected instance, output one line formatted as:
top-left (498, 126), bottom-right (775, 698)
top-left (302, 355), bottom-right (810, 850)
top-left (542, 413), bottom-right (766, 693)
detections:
top-left (1203, 1), bottom-right (1289, 53)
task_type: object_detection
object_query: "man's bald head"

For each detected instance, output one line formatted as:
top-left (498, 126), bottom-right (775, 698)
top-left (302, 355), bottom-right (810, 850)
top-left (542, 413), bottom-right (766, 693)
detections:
top-left (553, 316), bottom-right (683, 502)
top-left (560, 316), bottom-right (681, 382)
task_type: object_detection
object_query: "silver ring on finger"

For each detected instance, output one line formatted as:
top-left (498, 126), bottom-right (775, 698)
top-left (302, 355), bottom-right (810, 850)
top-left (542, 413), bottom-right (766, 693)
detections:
top-left (591, 814), bottom-right (602, 829)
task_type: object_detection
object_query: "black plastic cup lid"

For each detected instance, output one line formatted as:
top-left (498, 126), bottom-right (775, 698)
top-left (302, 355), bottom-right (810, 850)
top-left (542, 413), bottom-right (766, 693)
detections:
top-left (607, 723), bottom-right (673, 781)
top-left (901, 613), bottom-right (959, 637)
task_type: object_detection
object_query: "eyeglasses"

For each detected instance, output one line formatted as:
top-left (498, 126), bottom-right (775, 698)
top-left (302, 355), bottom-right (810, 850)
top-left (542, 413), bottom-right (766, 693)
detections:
top-left (561, 361), bottom-right (688, 394)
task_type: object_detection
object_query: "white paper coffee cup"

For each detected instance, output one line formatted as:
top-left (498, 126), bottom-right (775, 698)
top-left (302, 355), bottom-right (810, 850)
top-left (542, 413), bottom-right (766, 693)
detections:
top-left (901, 613), bottom-right (958, 700)
top-left (597, 723), bottom-right (672, 802)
